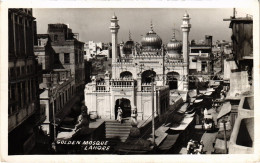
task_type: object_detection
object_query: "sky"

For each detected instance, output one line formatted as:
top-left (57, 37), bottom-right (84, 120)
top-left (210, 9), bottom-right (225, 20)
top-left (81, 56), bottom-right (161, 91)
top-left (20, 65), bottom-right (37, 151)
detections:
top-left (33, 8), bottom-right (252, 44)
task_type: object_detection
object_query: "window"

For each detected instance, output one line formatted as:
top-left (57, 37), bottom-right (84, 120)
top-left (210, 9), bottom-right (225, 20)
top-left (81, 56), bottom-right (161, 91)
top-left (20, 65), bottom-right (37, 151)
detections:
top-left (54, 35), bottom-right (58, 42)
top-left (202, 61), bottom-right (207, 72)
top-left (64, 53), bottom-right (70, 64)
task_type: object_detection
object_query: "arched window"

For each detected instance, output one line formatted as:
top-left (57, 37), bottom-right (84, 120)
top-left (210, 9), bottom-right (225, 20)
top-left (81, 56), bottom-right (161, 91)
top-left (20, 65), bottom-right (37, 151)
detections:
top-left (141, 70), bottom-right (156, 83)
top-left (120, 71), bottom-right (132, 79)
top-left (167, 71), bottom-right (179, 90)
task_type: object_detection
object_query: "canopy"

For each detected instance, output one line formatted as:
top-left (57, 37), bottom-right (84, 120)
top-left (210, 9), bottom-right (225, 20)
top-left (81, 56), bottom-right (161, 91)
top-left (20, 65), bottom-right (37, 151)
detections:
top-left (217, 102), bottom-right (232, 120)
top-left (158, 134), bottom-right (180, 150)
top-left (178, 103), bottom-right (189, 113)
top-left (170, 117), bottom-right (194, 131)
top-left (194, 99), bottom-right (203, 103)
top-left (204, 92), bottom-right (213, 96)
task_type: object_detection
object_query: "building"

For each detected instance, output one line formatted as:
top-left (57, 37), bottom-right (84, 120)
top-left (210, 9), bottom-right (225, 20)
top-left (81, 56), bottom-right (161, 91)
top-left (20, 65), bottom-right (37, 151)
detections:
top-left (34, 34), bottom-right (76, 138)
top-left (84, 12), bottom-right (191, 120)
top-left (8, 8), bottom-right (44, 154)
top-left (189, 35), bottom-right (214, 76)
top-left (223, 15), bottom-right (253, 97)
top-left (84, 41), bottom-right (111, 60)
top-left (47, 24), bottom-right (85, 95)
top-left (220, 11), bottom-right (254, 154)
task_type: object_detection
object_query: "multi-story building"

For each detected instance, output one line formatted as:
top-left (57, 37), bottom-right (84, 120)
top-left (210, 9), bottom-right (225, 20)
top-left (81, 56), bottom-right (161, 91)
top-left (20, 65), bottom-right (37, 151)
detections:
top-left (34, 35), bottom-right (76, 138)
top-left (8, 8), bottom-right (44, 154)
top-left (221, 11), bottom-right (254, 154)
top-left (189, 35), bottom-right (214, 76)
top-left (47, 24), bottom-right (85, 95)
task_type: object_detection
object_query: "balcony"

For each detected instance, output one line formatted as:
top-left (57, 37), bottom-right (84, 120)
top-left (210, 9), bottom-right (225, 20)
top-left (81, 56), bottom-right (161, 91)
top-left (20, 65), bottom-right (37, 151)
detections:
top-left (110, 79), bottom-right (135, 88)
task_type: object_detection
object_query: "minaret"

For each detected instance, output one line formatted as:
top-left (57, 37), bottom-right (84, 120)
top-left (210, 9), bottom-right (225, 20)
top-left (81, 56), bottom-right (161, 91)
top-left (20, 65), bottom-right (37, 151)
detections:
top-left (110, 13), bottom-right (120, 64)
top-left (181, 11), bottom-right (191, 90)
top-left (110, 13), bottom-right (120, 79)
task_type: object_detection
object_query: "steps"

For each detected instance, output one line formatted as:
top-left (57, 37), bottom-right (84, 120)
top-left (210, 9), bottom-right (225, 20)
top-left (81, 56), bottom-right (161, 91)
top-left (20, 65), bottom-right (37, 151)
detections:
top-left (105, 120), bottom-right (132, 142)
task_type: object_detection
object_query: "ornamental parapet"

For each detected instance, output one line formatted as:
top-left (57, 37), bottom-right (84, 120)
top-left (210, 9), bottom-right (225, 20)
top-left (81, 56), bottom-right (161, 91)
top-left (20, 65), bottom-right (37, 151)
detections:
top-left (110, 78), bottom-right (135, 88)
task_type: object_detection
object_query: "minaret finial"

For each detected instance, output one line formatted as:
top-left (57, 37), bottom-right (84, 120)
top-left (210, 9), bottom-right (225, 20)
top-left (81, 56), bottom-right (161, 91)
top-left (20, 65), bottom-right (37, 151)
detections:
top-left (184, 10), bottom-right (189, 17)
top-left (129, 30), bottom-right (132, 41)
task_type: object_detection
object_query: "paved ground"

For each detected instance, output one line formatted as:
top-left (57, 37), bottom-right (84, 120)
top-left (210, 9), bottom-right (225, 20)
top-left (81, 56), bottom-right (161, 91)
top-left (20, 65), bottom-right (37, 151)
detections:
top-left (201, 132), bottom-right (218, 154)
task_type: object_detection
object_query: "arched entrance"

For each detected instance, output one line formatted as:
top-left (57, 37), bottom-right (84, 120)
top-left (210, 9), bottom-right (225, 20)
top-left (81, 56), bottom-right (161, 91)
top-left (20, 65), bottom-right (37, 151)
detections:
top-left (167, 71), bottom-right (179, 90)
top-left (120, 71), bottom-right (132, 79)
top-left (142, 70), bottom-right (156, 83)
top-left (115, 98), bottom-right (131, 120)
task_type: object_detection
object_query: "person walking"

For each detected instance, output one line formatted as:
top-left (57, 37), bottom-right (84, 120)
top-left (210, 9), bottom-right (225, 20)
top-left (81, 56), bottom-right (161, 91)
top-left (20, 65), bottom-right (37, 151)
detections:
top-left (117, 107), bottom-right (123, 124)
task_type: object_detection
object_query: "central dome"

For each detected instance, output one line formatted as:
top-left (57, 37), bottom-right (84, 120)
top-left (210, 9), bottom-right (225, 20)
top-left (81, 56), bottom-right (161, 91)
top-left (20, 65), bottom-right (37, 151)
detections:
top-left (141, 23), bottom-right (162, 50)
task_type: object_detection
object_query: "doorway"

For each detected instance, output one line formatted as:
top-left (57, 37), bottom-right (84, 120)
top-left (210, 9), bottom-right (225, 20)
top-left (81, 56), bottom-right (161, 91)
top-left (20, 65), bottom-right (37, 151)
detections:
top-left (115, 98), bottom-right (131, 120)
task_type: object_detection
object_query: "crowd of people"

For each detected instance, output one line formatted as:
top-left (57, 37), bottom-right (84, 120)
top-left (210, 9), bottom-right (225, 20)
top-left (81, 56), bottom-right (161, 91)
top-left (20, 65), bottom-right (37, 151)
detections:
top-left (187, 139), bottom-right (204, 154)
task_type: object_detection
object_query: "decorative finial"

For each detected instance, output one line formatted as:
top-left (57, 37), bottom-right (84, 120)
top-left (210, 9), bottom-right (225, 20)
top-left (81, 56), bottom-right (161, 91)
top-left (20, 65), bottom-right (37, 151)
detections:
top-left (129, 30), bottom-right (132, 41)
top-left (112, 12), bottom-right (117, 19)
top-left (150, 20), bottom-right (154, 31)
top-left (172, 24), bottom-right (176, 40)
top-left (184, 10), bottom-right (189, 17)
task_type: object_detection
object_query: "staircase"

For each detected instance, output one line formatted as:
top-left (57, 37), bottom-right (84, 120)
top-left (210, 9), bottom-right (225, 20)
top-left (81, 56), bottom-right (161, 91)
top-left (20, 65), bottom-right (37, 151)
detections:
top-left (105, 120), bottom-right (132, 142)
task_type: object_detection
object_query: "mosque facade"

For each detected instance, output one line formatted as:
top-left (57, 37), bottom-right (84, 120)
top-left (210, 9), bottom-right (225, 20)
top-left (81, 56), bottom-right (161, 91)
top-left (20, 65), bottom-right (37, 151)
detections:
top-left (84, 12), bottom-right (191, 120)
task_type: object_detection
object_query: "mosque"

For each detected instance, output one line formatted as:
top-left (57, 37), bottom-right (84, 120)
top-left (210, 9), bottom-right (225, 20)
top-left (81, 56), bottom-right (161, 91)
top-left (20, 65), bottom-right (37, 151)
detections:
top-left (84, 12), bottom-right (191, 120)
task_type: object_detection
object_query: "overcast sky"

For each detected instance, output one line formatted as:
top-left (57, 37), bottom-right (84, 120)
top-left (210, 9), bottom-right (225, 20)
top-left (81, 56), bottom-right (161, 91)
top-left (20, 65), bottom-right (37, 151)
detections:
top-left (33, 8), bottom-right (252, 44)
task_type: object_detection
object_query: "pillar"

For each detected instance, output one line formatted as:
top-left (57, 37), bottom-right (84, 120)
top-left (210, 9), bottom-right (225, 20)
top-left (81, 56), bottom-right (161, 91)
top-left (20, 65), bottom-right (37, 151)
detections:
top-left (109, 14), bottom-right (120, 79)
top-left (181, 11), bottom-right (191, 90)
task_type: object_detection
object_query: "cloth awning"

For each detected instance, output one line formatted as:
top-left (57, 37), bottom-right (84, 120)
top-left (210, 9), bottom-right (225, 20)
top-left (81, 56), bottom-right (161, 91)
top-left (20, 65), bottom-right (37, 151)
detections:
top-left (204, 92), bottom-right (213, 96)
top-left (207, 88), bottom-right (215, 92)
top-left (217, 102), bottom-right (232, 120)
top-left (185, 112), bottom-right (195, 118)
top-left (159, 134), bottom-right (180, 150)
top-left (194, 99), bottom-right (203, 103)
top-left (170, 117), bottom-right (194, 131)
top-left (178, 103), bottom-right (189, 113)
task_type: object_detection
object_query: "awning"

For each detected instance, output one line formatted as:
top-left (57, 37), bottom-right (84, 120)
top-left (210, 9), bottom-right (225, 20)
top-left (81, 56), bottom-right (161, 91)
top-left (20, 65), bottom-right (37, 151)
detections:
top-left (217, 102), bottom-right (232, 120)
top-left (207, 88), bottom-right (215, 92)
top-left (194, 99), bottom-right (203, 103)
top-left (178, 103), bottom-right (189, 113)
top-left (204, 92), bottom-right (213, 96)
top-left (185, 112), bottom-right (195, 118)
top-left (170, 117), bottom-right (194, 131)
top-left (159, 134), bottom-right (180, 150)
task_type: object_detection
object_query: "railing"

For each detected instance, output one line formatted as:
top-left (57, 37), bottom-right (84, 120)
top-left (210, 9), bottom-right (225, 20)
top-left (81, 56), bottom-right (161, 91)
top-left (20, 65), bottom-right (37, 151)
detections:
top-left (116, 58), bottom-right (133, 63)
top-left (141, 83), bottom-right (152, 92)
top-left (96, 82), bottom-right (108, 92)
top-left (110, 79), bottom-right (135, 88)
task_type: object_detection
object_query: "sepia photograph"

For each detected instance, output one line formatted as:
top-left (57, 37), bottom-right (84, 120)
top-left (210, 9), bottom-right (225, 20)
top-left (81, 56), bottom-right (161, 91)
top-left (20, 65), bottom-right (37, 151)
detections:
top-left (1, 1), bottom-right (259, 162)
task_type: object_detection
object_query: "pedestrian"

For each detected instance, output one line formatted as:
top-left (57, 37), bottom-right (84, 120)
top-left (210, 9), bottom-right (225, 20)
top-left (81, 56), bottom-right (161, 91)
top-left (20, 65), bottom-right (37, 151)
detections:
top-left (203, 108), bottom-right (208, 117)
top-left (187, 139), bottom-right (195, 154)
top-left (195, 140), bottom-right (204, 154)
top-left (117, 107), bottom-right (123, 124)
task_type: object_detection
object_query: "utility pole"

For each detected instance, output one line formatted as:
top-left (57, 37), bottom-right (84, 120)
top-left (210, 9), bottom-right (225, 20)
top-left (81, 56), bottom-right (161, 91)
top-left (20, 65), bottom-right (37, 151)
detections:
top-left (222, 119), bottom-right (228, 154)
top-left (151, 78), bottom-right (155, 145)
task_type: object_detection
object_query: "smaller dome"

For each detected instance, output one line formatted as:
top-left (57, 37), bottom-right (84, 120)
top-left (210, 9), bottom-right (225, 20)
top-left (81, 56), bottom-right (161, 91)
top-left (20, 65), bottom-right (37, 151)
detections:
top-left (167, 31), bottom-right (182, 52)
top-left (123, 40), bottom-right (135, 54)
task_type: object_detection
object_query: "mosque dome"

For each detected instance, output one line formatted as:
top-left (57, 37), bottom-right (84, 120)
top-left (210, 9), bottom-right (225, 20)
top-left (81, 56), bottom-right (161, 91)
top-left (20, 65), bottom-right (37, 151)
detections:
top-left (167, 35), bottom-right (182, 52)
top-left (123, 40), bottom-right (134, 54)
top-left (167, 30), bottom-right (182, 58)
top-left (123, 31), bottom-right (135, 54)
top-left (141, 23), bottom-right (162, 50)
